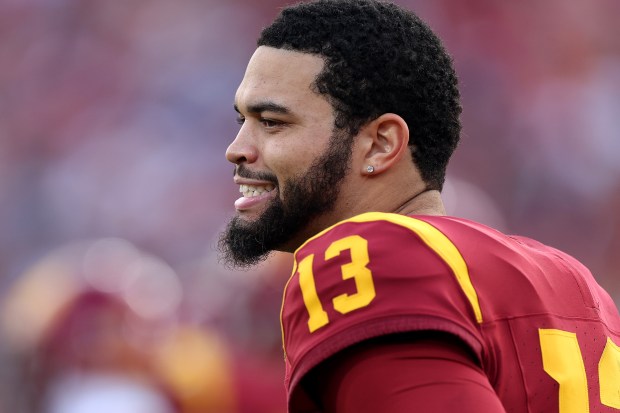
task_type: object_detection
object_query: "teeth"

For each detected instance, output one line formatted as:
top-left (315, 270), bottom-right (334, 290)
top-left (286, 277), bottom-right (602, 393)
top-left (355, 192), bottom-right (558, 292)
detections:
top-left (239, 184), bottom-right (275, 198)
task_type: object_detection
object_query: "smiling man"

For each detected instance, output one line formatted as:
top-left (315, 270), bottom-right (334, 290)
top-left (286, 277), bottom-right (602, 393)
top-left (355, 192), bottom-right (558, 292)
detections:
top-left (219, 1), bottom-right (620, 412)
top-left (224, 47), bottom-right (355, 265)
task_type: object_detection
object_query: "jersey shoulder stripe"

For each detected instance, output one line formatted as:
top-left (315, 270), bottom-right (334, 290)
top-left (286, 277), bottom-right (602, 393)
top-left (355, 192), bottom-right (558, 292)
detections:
top-left (294, 212), bottom-right (483, 323)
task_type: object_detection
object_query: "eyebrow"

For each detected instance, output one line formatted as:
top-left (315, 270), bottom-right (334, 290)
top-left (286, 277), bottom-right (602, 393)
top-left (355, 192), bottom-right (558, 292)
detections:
top-left (234, 101), bottom-right (292, 115)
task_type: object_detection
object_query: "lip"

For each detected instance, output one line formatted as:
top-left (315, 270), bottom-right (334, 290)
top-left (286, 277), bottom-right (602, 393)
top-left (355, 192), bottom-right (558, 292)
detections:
top-left (233, 177), bottom-right (278, 213)
top-left (234, 176), bottom-right (275, 186)
top-left (234, 187), bottom-right (278, 212)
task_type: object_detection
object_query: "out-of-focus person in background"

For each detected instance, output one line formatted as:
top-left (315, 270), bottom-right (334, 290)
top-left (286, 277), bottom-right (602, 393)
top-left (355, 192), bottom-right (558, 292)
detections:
top-left (0, 0), bottom-right (619, 412)
top-left (0, 239), bottom-right (287, 413)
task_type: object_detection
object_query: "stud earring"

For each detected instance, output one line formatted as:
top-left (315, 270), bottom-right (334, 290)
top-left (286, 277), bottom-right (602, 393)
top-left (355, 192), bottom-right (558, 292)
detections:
top-left (366, 165), bottom-right (375, 173)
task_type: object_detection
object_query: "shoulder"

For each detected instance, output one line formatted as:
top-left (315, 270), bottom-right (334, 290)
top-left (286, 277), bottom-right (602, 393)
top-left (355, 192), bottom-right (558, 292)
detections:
top-left (294, 212), bottom-right (488, 322)
top-left (281, 213), bottom-right (490, 395)
top-left (296, 212), bottom-right (482, 266)
top-left (299, 212), bottom-right (473, 245)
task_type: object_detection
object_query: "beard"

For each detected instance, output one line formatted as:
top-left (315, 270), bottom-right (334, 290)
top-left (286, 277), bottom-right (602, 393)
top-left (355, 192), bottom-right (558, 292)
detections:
top-left (219, 129), bottom-right (354, 269)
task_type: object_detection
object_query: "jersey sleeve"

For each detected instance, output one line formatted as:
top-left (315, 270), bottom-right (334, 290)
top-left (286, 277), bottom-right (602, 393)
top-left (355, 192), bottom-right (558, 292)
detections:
top-left (280, 212), bottom-right (486, 407)
top-left (304, 333), bottom-right (506, 413)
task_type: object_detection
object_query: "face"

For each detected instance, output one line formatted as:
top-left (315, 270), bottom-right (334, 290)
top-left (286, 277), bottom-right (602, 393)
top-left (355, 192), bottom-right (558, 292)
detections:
top-left (220, 47), bottom-right (354, 267)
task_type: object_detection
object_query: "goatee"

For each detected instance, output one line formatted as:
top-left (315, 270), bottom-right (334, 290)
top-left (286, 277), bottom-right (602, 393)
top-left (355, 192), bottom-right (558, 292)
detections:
top-left (218, 129), bottom-right (353, 269)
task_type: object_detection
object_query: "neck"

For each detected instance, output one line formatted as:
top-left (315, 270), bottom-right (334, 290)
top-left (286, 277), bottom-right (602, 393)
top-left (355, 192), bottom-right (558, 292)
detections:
top-left (394, 189), bottom-right (446, 216)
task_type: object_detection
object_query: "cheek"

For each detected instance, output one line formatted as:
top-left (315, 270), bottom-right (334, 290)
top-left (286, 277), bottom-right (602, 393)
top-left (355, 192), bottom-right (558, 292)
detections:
top-left (265, 136), bottom-right (327, 178)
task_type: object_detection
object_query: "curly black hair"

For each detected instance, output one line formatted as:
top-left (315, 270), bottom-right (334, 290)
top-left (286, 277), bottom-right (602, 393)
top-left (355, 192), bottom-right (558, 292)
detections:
top-left (257, 0), bottom-right (461, 190)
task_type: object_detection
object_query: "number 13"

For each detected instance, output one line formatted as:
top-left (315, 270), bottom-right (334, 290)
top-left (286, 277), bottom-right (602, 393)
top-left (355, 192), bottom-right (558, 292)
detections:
top-left (297, 235), bottom-right (376, 333)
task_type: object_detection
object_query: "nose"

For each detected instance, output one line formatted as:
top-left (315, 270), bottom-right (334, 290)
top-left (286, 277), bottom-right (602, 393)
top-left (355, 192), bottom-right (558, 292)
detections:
top-left (226, 125), bottom-right (258, 165)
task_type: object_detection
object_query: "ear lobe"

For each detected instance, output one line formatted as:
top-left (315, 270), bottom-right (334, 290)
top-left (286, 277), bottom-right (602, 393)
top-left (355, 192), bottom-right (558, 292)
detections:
top-left (362, 113), bottom-right (409, 175)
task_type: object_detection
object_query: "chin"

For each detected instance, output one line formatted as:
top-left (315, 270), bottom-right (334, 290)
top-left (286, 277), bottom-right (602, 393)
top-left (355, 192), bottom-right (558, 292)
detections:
top-left (235, 210), bottom-right (264, 224)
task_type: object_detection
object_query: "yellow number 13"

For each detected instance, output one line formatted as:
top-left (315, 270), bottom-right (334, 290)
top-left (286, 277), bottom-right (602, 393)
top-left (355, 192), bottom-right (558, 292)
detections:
top-left (297, 235), bottom-right (376, 332)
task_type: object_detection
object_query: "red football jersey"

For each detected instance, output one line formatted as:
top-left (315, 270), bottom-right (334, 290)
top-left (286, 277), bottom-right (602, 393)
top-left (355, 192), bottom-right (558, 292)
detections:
top-left (280, 212), bottom-right (620, 413)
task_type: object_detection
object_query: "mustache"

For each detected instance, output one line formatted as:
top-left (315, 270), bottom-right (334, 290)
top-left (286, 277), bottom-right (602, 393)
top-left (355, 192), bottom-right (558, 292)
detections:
top-left (234, 164), bottom-right (278, 184)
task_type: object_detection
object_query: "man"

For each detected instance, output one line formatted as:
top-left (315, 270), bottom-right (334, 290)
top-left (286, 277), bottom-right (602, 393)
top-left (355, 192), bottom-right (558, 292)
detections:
top-left (220, 0), bottom-right (620, 412)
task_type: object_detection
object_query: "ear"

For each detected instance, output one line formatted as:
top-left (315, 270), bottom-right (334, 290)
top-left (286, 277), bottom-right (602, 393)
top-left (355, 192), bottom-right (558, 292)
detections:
top-left (358, 113), bottom-right (410, 176)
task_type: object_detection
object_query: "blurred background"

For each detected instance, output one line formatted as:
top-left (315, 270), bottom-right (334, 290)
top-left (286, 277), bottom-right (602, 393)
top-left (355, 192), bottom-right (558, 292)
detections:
top-left (0, 0), bottom-right (619, 412)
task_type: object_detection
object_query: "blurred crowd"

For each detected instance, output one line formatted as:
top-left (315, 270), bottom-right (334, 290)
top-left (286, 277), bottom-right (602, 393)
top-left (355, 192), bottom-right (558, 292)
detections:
top-left (0, 0), bottom-right (618, 412)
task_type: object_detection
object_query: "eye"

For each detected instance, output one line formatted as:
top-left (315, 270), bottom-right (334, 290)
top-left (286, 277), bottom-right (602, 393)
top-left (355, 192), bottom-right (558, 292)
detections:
top-left (260, 118), bottom-right (284, 128)
top-left (235, 116), bottom-right (245, 125)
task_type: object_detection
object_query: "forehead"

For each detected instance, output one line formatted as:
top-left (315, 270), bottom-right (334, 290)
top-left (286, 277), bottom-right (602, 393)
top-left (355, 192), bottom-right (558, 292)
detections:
top-left (235, 46), bottom-right (328, 112)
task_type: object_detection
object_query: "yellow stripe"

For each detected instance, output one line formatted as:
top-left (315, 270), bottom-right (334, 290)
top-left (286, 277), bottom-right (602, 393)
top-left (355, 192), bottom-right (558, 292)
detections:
top-left (295, 212), bottom-right (483, 323)
top-left (280, 259), bottom-right (298, 359)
